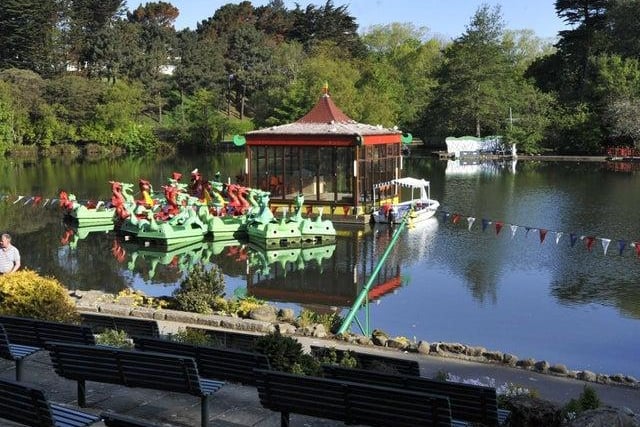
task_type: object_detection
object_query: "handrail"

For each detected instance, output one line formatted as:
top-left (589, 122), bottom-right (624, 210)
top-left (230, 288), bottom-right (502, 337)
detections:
top-left (337, 213), bottom-right (408, 335)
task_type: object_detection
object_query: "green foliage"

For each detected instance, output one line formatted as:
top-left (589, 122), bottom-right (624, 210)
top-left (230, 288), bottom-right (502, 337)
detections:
top-left (224, 296), bottom-right (265, 318)
top-left (433, 370), bottom-right (449, 381)
top-left (172, 262), bottom-right (226, 314)
top-left (315, 348), bottom-right (359, 369)
top-left (170, 328), bottom-right (218, 347)
top-left (562, 385), bottom-right (601, 420)
top-left (95, 329), bottom-right (133, 348)
top-left (296, 309), bottom-right (343, 334)
top-left (255, 331), bottom-right (320, 376)
top-left (0, 270), bottom-right (79, 323)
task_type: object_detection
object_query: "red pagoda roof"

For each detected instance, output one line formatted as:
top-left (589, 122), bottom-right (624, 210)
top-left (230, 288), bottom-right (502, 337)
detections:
top-left (296, 94), bottom-right (354, 124)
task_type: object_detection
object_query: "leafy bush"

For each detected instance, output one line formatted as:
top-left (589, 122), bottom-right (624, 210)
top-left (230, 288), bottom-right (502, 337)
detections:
top-left (255, 331), bottom-right (320, 376)
top-left (170, 328), bottom-right (218, 347)
top-left (224, 296), bottom-right (265, 318)
top-left (562, 385), bottom-right (600, 421)
top-left (0, 269), bottom-right (79, 322)
top-left (95, 329), bottom-right (132, 348)
top-left (296, 309), bottom-right (343, 334)
top-left (315, 347), bottom-right (359, 369)
top-left (172, 262), bottom-right (226, 314)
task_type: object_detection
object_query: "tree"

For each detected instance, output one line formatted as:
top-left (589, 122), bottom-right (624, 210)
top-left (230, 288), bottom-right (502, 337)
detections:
top-left (424, 5), bottom-right (513, 138)
top-left (0, 0), bottom-right (61, 76)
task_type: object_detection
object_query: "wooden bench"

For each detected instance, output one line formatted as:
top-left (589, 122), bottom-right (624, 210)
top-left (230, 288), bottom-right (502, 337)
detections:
top-left (186, 326), bottom-right (260, 351)
top-left (0, 377), bottom-right (101, 427)
top-left (322, 365), bottom-right (510, 426)
top-left (310, 345), bottom-right (421, 376)
top-left (100, 411), bottom-right (159, 427)
top-left (133, 335), bottom-right (270, 385)
top-left (0, 315), bottom-right (95, 381)
top-left (0, 315), bottom-right (96, 347)
top-left (0, 324), bottom-right (41, 381)
top-left (47, 342), bottom-right (224, 427)
top-left (254, 368), bottom-right (454, 427)
top-left (80, 313), bottom-right (160, 337)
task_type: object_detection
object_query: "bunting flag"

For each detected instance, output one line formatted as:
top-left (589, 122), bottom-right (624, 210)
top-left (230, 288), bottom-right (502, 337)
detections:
top-left (555, 231), bottom-right (563, 244)
top-left (438, 208), bottom-right (640, 259)
top-left (467, 217), bottom-right (475, 231)
top-left (584, 236), bottom-right (596, 252)
top-left (570, 233), bottom-right (578, 247)
top-left (539, 229), bottom-right (548, 244)
top-left (618, 240), bottom-right (627, 256)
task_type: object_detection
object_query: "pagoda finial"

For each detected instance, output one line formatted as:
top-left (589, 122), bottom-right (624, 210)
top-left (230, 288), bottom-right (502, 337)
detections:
top-left (322, 81), bottom-right (329, 95)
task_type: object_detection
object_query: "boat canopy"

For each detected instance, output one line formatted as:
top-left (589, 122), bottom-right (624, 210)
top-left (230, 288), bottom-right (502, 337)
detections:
top-left (373, 177), bottom-right (431, 202)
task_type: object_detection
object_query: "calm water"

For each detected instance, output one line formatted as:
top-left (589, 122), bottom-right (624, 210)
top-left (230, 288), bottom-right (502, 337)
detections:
top-left (1, 153), bottom-right (639, 377)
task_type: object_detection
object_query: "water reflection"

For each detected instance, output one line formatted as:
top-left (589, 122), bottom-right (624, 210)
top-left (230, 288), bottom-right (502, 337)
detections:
top-left (2, 155), bottom-right (640, 376)
top-left (445, 159), bottom-right (518, 176)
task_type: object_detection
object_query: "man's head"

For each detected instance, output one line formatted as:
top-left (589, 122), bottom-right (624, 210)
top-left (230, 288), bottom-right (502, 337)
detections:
top-left (0, 233), bottom-right (11, 248)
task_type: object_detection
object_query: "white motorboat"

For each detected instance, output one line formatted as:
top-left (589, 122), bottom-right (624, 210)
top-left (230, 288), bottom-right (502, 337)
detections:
top-left (370, 177), bottom-right (440, 224)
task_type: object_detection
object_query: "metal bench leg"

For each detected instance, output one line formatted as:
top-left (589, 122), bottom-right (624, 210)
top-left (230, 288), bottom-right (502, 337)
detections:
top-left (78, 380), bottom-right (86, 407)
top-left (281, 412), bottom-right (290, 427)
top-left (201, 395), bottom-right (209, 427)
top-left (15, 359), bottom-right (23, 381)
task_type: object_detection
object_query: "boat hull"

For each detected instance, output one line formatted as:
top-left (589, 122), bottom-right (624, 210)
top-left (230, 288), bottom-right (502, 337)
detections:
top-left (371, 200), bottom-right (440, 224)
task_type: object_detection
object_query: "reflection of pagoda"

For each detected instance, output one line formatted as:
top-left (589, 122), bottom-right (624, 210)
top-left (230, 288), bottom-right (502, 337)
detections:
top-left (247, 231), bottom-right (403, 307)
top-left (244, 84), bottom-right (403, 223)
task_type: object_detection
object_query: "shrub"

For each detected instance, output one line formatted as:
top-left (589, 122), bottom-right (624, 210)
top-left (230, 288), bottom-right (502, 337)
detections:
top-left (0, 269), bottom-right (79, 322)
top-left (170, 328), bottom-right (218, 347)
top-left (172, 262), bottom-right (226, 314)
top-left (562, 385), bottom-right (600, 421)
top-left (296, 309), bottom-right (343, 334)
top-left (255, 331), bottom-right (320, 376)
top-left (315, 348), bottom-right (359, 369)
top-left (96, 329), bottom-right (132, 348)
top-left (224, 296), bottom-right (265, 318)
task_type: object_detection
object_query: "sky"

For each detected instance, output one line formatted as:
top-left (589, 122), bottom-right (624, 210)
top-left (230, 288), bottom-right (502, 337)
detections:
top-left (131, 0), bottom-right (568, 40)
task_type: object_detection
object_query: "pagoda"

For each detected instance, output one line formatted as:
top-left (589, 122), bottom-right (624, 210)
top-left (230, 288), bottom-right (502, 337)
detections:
top-left (244, 84), bottom-right (404, 223)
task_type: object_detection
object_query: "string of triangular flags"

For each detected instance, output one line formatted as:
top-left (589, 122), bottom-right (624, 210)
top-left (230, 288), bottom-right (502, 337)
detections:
top-left (439, 210), bottom-right (640, 258)
top-left (0, 194), bottom-right (106, 208)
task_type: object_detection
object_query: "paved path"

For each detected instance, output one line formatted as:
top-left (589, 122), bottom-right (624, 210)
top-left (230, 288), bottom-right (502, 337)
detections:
top-left (1, 322), bottom-right (638, 426)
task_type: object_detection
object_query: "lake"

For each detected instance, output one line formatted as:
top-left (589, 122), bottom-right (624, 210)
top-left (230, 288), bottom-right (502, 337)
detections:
top-left (1, 152), bottom-right (639, 377)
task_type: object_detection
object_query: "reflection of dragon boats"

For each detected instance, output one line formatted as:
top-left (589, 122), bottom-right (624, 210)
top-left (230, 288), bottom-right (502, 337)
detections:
top-left (60, 221), bottom-right (115, 249)
top-left (247, 242), bottom-right (336, 277)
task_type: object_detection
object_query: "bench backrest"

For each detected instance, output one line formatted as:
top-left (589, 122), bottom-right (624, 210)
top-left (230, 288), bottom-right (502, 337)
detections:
top-left (322, 364), bottom-right (500, 426)
top-left (47, 342), bottom-right (205, 397)
top-left (185, 326), bottom-right (260, 351)
top-left (0, 377), bottom-right (57, 427)
top-left (254, 368), bottom-right (453, 427)
top-left (0, 324), bottom-right (13, 359)
top-left (310, 345), bottom-right (420, 376)
top-left (133, 336), bottom-right (270, 385)
top-left (0, 315), bottom-right (96, 347)
top-left (80, 313), bottom-right (160, 337)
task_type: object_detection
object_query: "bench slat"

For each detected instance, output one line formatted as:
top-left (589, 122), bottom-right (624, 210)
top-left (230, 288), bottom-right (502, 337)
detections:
top-left (80, 313), bottom-right (159, 337)
top-left (0, 378), bottom-right (99, 427)
top-left (133, 336), bottom-right (270, 385)
top-left (255, 368), bottom-right (453, 427)
top-left (323, 364), bottom-right (505, 426)
top-left (48, 342), bottom-right (224, 427)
